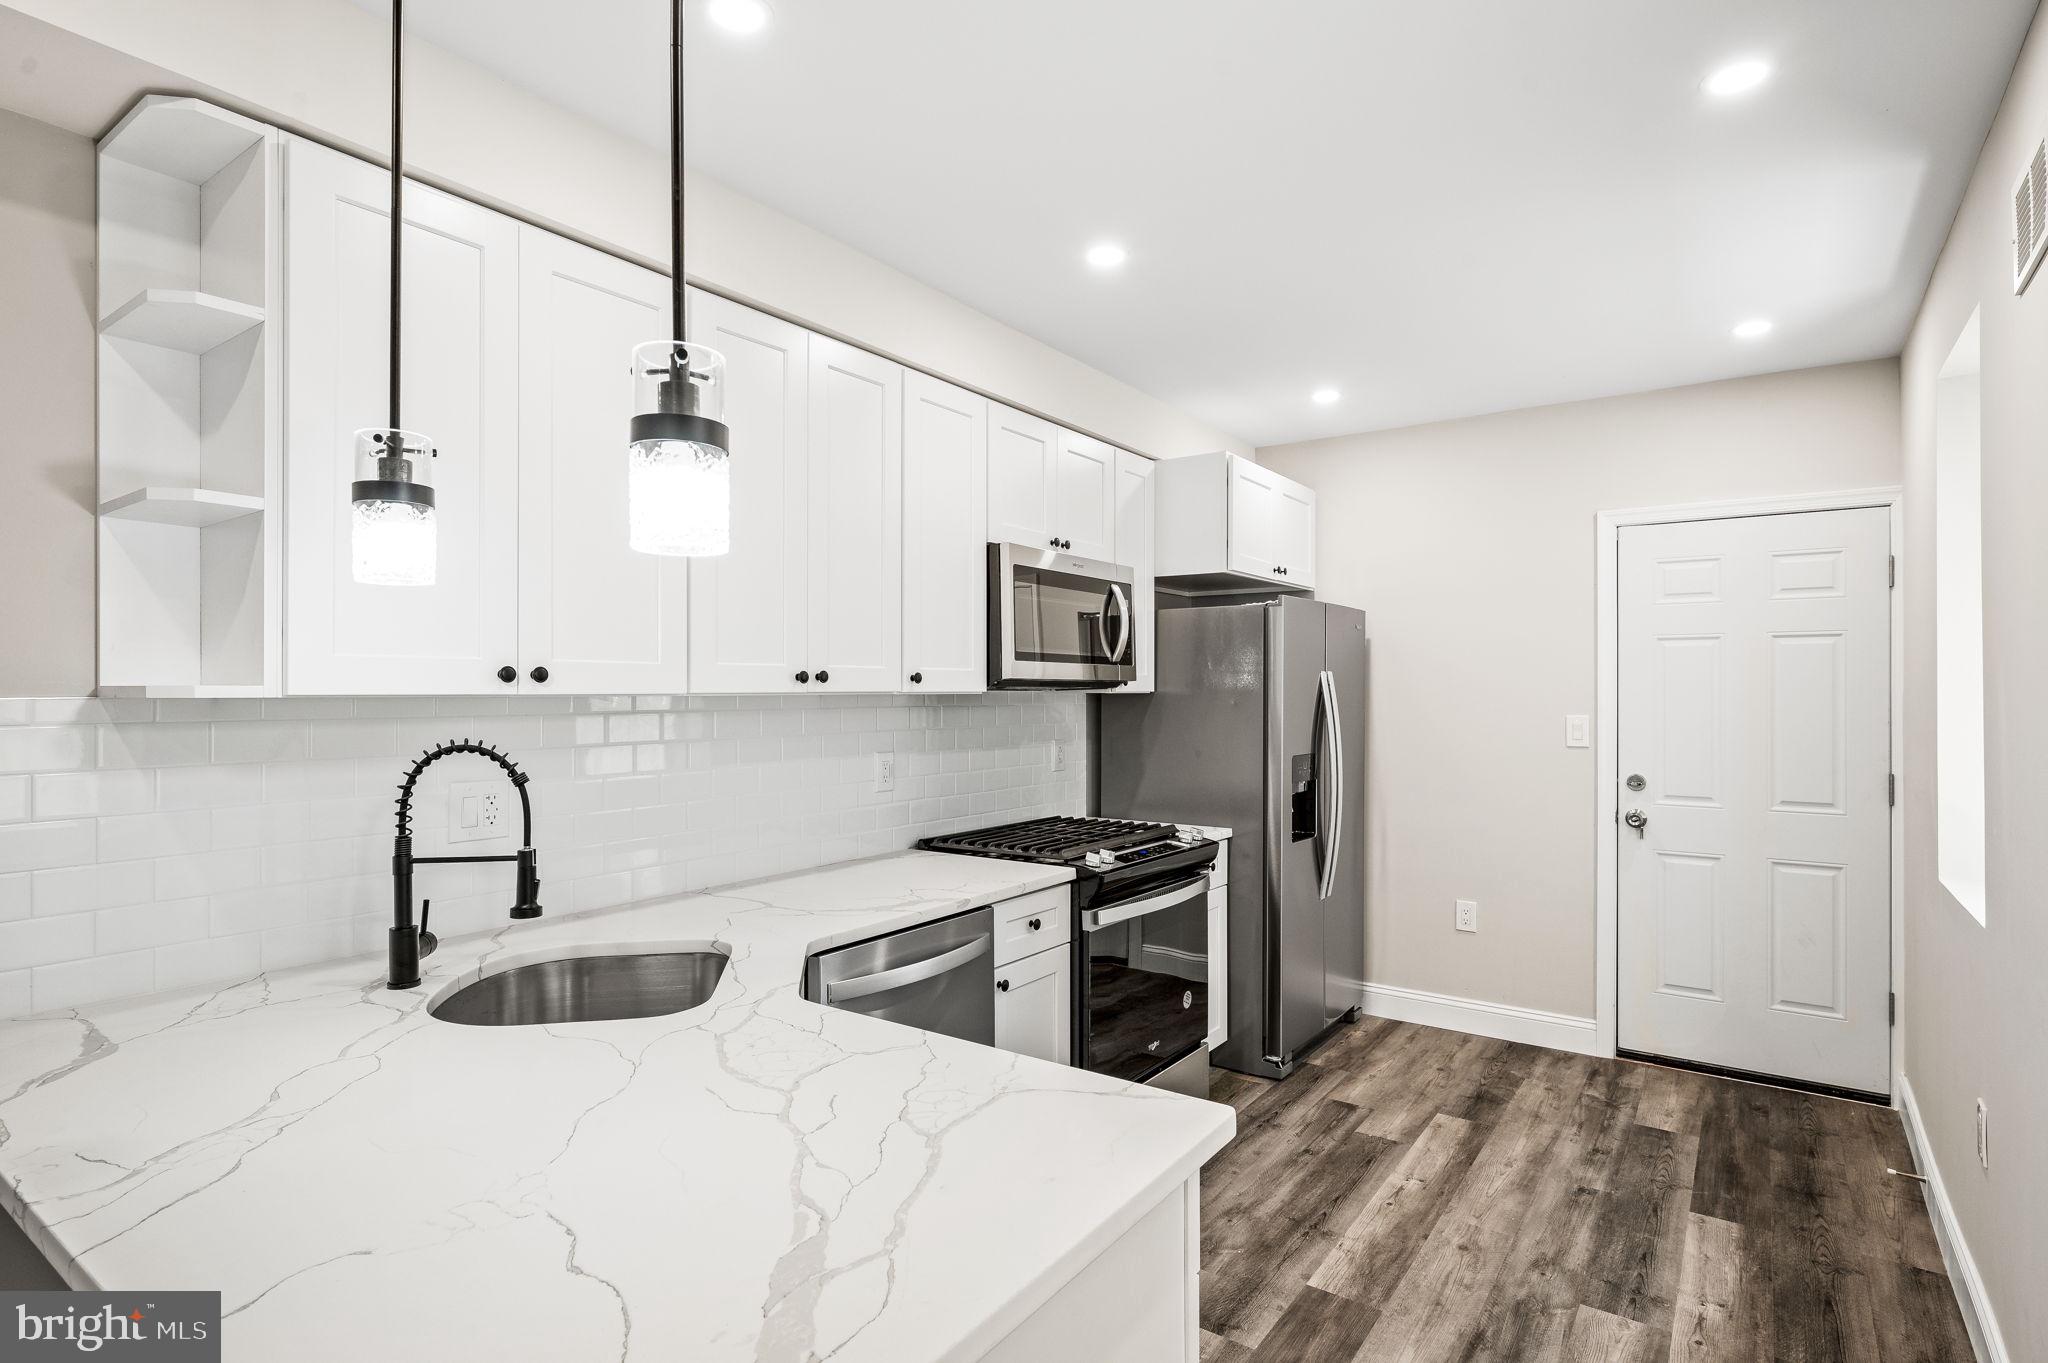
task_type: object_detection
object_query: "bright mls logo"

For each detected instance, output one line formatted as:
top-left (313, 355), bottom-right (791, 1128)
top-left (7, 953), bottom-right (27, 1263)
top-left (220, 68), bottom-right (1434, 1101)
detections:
top-left (4, 1293), bottom-right (220, 1360)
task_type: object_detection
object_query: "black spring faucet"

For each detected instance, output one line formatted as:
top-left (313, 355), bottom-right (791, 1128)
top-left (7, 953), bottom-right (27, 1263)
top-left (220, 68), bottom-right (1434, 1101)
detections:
top-left (388, 740), bottom-right (542, 989)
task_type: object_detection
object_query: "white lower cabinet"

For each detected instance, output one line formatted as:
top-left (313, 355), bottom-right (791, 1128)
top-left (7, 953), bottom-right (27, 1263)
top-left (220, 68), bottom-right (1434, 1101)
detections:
top-left (282, 138), bottom-right (521, 695)
top-left (515, 228), bottom-right (687, 694)
top-left (994, 943), bottom-right (1072, 1066)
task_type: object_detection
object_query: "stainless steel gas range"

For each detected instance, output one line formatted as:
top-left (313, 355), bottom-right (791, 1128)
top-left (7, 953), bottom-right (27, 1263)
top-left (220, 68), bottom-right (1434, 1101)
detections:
top-left (921, 816), bottom-right (1219, 1096)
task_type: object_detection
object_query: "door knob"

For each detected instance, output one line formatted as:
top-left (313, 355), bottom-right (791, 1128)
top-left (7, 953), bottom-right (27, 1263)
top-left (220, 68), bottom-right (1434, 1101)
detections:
top-left (496, 666), bottom-right (517, 684)
top-left (795, 671), bottom-right (810, 684)
top-left (529, 666), bottom-right (549, 684)
top-left (1624, 809), bottom-right (1649, 838)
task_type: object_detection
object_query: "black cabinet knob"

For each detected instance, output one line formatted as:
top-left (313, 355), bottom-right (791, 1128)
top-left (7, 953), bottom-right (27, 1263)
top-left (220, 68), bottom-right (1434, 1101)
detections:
top-left (909, 672), bottom-right (923, 685)
top-left (816, 670), bottom-right (830, 684)
top-left (496, 666), bottom-right (517, 684)
top-left (530, 666), bottom-right (550, 684)
top-left (1049, 536), bottom-right (1060, 547)
top-left (996, 979), bottom-right (1010, 993)
top-left (1028, 917), bottom-right (1042, 931)
top-left (795, 671), bottom-right (810, 684)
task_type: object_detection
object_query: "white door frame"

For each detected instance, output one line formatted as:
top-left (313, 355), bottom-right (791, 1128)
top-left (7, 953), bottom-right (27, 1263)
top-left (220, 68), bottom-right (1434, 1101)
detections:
top-left (1594, 486), bottom-right (1905, 1094)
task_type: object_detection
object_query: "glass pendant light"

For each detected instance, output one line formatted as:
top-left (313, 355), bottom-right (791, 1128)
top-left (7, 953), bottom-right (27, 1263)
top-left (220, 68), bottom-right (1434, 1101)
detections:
top-left (628, 0), bottom-right (732, 558)
top-left (350, 0), bottom-right (438, 587)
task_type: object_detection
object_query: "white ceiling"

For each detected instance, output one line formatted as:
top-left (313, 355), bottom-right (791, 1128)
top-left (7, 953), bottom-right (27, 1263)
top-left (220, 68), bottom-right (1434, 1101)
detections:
top-left (351, 0), bottom-right (2037, 447)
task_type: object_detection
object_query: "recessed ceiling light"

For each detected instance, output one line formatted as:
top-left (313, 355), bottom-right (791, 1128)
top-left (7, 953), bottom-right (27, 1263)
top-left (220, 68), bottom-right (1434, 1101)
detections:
top-left (1084, 241), bottom-right (1128, 271)
top-left (1311, 388), bottom-right (1342, 405)
top-left (708, 0), bottom-right (771, 36)
top-left (1732, 317), bottom-right (1774, 339)
top-left (1703, 58), bottom-right (1771, 98)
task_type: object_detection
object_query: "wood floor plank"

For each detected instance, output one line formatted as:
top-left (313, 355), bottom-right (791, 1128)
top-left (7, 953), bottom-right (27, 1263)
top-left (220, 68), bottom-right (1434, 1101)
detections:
top-left (1197, 1026), bottom-right (1972, 1363)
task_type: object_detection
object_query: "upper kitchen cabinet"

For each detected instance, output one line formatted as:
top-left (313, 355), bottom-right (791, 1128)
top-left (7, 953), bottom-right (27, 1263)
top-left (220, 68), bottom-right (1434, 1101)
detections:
top-left (281, 138), bottom-right (522, 695)
top-left (686, 289), bottom-right (811, 693)
top-left (516, 229), bottom-right (687, 694)
top-left (804, 335), bottom-right (903, 693)
top-left (1155, 451), bottom-right (1318, 592)
top-left (95, 97), bottom-right (281, 698)
top-left (903, 372), bottom-right (989, 693)
top-left (987, 404), bottom-right (1116, 561)
top-left (1113, 449), bottom-right (1158, 693)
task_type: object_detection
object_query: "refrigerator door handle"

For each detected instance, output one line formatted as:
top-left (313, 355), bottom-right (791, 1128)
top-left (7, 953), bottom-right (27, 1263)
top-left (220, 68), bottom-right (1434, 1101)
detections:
top-left (1317, 669), bottom-right (1344, 901)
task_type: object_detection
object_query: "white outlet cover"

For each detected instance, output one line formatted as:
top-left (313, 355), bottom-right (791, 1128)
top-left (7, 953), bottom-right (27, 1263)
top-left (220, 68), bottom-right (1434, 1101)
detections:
top-left (1051, 740), bottom-right (1067, 773)
top-left (448, 780), bottom-right (508, 844)
top-left (1455, 898), bottom-right (1478, 933)
top-left (873, 752), bottom-right (896, 794)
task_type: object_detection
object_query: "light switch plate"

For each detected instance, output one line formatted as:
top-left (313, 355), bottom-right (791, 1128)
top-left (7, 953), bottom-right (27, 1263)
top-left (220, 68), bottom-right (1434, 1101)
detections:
top-left (1564, 714), bottom-right (1590, 748)
top-left (447, 780), bottom-right (507, 844)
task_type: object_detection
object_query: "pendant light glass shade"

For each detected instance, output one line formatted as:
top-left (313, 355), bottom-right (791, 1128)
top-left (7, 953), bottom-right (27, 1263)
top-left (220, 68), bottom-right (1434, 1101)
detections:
top-left (351, 428), bottom-right (438, 587)
top-left (628, 340), bottom-right (732, 557)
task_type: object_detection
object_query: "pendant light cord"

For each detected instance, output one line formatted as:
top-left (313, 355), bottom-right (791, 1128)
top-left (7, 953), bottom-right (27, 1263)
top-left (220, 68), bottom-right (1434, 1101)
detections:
top-left (671, 0), bottom-right (687, 342)
top-left (389, 0), bottom-right (405, 433)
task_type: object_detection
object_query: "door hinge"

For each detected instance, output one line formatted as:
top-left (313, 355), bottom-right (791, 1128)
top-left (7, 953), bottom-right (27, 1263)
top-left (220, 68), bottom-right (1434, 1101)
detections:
top-left (1890, 991), bottom-right (1897, 1026)
top-left (1889, 772), bottom-right (1896, 806)
top-left (1889, 555), bottom-right (1896, 588)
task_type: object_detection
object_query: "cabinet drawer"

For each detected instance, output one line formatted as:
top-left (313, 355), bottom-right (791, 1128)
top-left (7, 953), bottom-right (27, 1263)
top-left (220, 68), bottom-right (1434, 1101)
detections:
top-left (993, 885), bottom-right (1071, 966)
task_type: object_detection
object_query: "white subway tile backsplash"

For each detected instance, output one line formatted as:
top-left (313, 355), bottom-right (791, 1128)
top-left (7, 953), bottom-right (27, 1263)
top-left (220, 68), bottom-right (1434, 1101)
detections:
top-left (0, 692), bottom-right (1085, 1015)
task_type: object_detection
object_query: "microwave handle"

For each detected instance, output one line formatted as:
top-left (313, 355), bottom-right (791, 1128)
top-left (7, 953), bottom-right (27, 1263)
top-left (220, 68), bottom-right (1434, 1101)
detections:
top-left (1106, 583), bottom-right (1132, 664)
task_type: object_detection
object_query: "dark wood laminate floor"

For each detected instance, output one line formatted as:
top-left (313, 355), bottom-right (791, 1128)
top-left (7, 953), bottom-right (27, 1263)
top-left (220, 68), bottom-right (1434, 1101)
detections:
top-left (1199, 1017), bottom-right (1972, 1363)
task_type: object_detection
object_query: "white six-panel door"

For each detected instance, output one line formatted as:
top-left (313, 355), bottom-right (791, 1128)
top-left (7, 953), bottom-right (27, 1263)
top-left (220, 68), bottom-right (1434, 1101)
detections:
top-left (515, 228), bottom-right (687, 694)
top-left (686, 289), bottom-right (810, 693)
top-left (806, 335), bottom-right (902, 693)
top-left (282, 139), bottom-right (520, 695)
top-left (903, 371), bottom-right (988, 693)
top-left (1617, 507), bottom-right (1892, 1094)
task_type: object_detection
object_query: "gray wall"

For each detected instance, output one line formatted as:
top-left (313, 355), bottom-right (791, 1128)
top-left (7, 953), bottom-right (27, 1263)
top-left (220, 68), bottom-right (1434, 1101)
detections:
top-left (1899, 2), bottom-right (2048, 1357)
top-left (1259, 360), bottom-right (1903, 1021)
top-left (0, 108), bottom-right (96, 697)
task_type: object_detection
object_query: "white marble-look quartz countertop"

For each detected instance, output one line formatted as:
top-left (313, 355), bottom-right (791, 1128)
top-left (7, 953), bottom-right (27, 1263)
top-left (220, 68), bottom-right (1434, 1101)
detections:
top-left (0, 851), bottom-right (1236, 1362)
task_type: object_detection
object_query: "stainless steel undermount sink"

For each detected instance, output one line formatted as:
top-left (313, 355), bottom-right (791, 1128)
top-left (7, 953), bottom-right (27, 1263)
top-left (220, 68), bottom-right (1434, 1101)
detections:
top-left (430, 950), bottom-right (729, 1026)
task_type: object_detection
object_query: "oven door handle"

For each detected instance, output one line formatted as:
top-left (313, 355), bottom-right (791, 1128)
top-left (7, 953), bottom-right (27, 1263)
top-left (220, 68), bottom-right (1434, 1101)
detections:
top-left (1081, 873), bottom-right (1208, 931)
top-left (822, 934), bottom-right (990, 1003)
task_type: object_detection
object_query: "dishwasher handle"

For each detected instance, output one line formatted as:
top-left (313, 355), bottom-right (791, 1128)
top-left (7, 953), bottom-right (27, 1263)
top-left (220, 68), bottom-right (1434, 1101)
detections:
top-left (822, 934), bottom-right (992, 1004)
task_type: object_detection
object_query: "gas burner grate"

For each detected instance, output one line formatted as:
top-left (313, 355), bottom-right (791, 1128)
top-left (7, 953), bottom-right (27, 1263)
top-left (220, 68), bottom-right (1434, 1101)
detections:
top-left (923, 815), bottom-right (1177, 863)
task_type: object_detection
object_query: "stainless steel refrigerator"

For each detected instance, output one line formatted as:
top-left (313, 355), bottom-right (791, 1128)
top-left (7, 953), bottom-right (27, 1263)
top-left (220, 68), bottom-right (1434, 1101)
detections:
top-left (1099, 596), bottom-right (1366, 1079)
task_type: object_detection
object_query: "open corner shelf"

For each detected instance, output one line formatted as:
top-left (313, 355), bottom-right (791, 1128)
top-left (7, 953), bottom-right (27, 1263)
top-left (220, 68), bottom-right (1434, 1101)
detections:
top-left (98, 96), bottom-right (268, 186)
top-left (99, 487), bottom-right (266, 528)
top-left (100, 289), bottom-right (265, 354)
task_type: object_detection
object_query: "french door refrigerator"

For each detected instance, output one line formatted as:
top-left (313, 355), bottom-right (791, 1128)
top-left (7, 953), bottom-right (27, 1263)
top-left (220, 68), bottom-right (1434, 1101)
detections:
top-left (1099, 596), bottom-right (1366, 1079)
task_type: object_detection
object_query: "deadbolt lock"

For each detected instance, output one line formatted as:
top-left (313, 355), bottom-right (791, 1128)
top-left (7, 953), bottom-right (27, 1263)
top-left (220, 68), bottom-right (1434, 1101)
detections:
top-left (1626, 773), bottom-right (1646, 791)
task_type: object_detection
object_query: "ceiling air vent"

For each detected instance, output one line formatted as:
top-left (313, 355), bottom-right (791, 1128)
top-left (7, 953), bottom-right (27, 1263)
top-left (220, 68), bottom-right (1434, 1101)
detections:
top-left (2016, 138), bottom-right (2047, 295)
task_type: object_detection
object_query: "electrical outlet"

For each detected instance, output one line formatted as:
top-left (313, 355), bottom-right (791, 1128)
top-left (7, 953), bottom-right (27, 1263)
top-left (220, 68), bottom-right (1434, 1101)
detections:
top-left (873, 752), bottom-right (896, 794)
top-left (1977, 1099), bottom-right (1989, 1169)
top-left (1455, 899), bottom-right (1479, 933)
top-left (1051, 739), bottom-right (1067, 773)
top-left (447, 780), bottom-right (507, 844)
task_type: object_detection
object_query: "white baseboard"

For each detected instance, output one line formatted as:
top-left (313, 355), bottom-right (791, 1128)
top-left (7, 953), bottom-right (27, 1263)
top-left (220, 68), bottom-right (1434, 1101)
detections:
top-left (1898, 1074), bottom-right (2008, 1363)
top-left (1358, 981), bottom-right (1604, 1057)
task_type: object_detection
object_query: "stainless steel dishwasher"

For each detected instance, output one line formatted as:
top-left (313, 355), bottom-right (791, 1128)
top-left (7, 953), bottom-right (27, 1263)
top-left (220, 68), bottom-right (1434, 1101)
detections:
top-left (804, 906), bottom-right (995, 1044)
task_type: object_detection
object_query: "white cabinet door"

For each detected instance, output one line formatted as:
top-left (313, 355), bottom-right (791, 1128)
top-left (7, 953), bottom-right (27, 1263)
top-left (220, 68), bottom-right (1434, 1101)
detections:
top-left (1226, 457), bottom-right (1281, 581)
top-left (1113, 449), bottom-right (1156, 694)
top-left (686, 289), bottom-right (810, 693)
top-left (1275, 477), bottom-right (1317, 589)
top-left (994, 944), bottom-right (1072, 1065)
top-left (1053, 429), bottom-right (1116, 561)
top-left (806, 335), bottom-right (901, 693)
top-left (987, 402), bottom-right (1058, 549)
top-left (903, 371), bottom-right (988, 693)
top-left (1207, 882), bottom-right (1229, 1048)
top-left (515, 228), bottom-right (686, 695)
top-left (282, 138), bottom-right (519, 695)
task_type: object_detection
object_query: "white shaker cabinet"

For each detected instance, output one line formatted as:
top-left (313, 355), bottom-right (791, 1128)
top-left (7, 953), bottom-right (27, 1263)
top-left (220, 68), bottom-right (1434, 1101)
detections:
top-left (1155, 450), bottom-right (1318, 593)
top-left (805, 335), bottom-right (903, 693)
top-left (515, 228), bottom-right (687, 694)
top-left (994, 945), bottom-right (1073, 1066)
top-left (282, 138), bottom-right (521, 695)
top-left (1113, 449), bottom-right (1157, 694)
top-left (987, 402), bottom-right (1060, 549)
top-left (1053, 429), bottom-right (1117, 562)
top-left (902, 371), bottom-right (988, 693)
top-left (685, 289), bottom-right (812, 693)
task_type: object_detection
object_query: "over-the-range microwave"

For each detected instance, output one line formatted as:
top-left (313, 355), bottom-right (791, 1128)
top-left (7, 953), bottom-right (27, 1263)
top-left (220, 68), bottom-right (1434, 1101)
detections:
top-left (987, 542), bottom-right (1138, 689)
